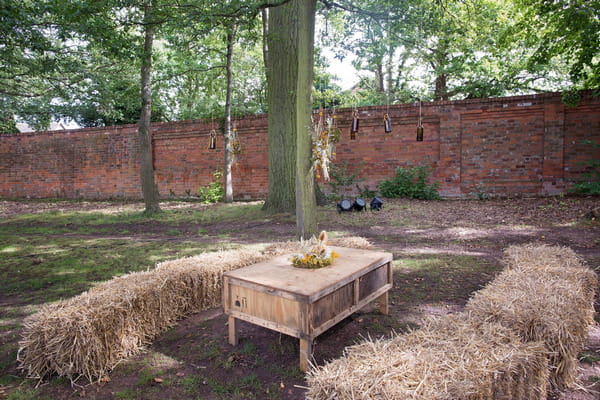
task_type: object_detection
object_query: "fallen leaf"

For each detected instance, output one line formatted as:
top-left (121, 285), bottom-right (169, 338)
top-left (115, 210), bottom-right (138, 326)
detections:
top-left (153, 378), bottom-right (163, 383)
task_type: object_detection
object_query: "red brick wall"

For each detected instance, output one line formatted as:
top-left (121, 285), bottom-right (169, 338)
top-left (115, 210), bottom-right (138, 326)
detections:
top-left (1, 91), bottom-right (598, 200)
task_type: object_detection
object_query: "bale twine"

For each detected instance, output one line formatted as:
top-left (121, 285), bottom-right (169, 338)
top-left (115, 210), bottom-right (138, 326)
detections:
top-left (306, 314), bottom-right (549, 400)
top-left (465, 264), bottom-right (597, 390)
top-left (18, 237), bottom-right (374, 383)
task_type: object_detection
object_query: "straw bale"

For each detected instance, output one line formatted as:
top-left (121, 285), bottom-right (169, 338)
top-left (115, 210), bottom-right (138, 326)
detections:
top-left (328, 235), bottom-right (373, 249)
top-left (502, 243), bottom-right (585, 270)
top-left (307, 314), bottom-right (549, 400)
top-left (262, 236), bottom-right (373, 257)
top-left (18, 247), bottom-right (268, 383)
top-left (501, 244), bottom-right (598, 300)
top-left (466, 265), bottom-right (597, 390)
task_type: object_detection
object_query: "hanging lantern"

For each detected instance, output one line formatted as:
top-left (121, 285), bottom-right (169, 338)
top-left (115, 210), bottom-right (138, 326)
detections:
top-left (416, 100), bottom-right (424, 141)
top-left (350, 110), bottom-right (359, 140)
top-left (383, 113), bottom-right (392, 133)
top-left (208, 129), bottom-right (217, 149)
top-left (416, 124), bottom-right (424, 142)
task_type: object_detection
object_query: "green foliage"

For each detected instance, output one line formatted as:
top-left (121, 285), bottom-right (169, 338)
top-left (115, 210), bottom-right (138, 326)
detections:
top-left (356, 184), bottom-right (377, 199)
top-left (569, 141), bottom-right (600, 195)
top-left (321, 0), bottom-right (577, 103)
top-left (520, 0), bottom-right (600, 90)
top-left (470, 183), bottom-right (490, 200)
top-left (198, 170), bottom-right (224, 204)
top-left (378, 165), bottom-right (441, 200)
top-left (2, 0), bottom-right (269, 129)
top-left (0, 114), bottom-right (19, 134)
top-left (328, 161), bottom-right (364, 198)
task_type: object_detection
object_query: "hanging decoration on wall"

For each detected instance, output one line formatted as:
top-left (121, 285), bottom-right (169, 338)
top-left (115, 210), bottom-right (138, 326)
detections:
top-left (350, 109), bottom-right (359, 140)
top-left (230, 121), bottom-right (241, 160)
top-left (207, 117), bottom-right (218, 150)
top-left (383, 71), bottom-right (392, 134)
top-left (312, 107), bottom-right (340, 181)
top-left (383, 113), bottom-right (392, 133)
top-left (208, 129), bottom-right (217, 149)
top-left (416, 100), bottom-right (424, 142)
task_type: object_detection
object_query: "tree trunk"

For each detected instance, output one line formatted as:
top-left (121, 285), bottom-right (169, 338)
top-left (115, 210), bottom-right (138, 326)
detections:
top-left (434, 72), bottom-right (448, 101)
top-left (138, 0), bottom-right (161, 214)
top-left (433, 40), bottom-right (449, 101)
top-left (223, 28), bottom-right (236, 203)
top-left (262, 1), bottom-right (299, 214)
top-left (294, 0), bottom-right (317, 239)
top-left (376, 63), bottom-right (385, 93)
top-left (261, 8), bottom-right (269, 70)
top-left (264, 0), bottom-right (317, 239)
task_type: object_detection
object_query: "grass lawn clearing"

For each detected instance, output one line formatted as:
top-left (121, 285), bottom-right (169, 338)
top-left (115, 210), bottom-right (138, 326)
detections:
top-left (0, 197), bottom-right (598, 399)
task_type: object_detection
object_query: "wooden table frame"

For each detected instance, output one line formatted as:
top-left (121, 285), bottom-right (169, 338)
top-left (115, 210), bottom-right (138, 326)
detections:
top-left (222, 247), bottom-right (393, 371)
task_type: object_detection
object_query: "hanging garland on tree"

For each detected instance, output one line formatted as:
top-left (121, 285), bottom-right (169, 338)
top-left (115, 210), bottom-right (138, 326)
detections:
top-left (312, 107), bottom-right (340, 181)
top-left (226, 119), bottom-right (242, 168)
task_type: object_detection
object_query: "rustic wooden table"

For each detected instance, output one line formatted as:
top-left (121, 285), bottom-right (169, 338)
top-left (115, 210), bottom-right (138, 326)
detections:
top-left (222, 246), bottom-right (393, 371)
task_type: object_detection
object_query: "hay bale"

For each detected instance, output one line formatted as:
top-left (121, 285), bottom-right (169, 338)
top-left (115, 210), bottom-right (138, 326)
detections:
top-left (502, 243), bottom-right (598, 300)
top-left (328, 235), bottom-right (373, 249)
top-left (307, 314), bottom-right (549, 400)
top-left (502, 243), bottom-right (584, 270)
top-left (18, 247), bottom-right (268, 383)
top-left (262, 236), bottom-right (373, 257)
top-left (466, 265), bottom-right (597, 390)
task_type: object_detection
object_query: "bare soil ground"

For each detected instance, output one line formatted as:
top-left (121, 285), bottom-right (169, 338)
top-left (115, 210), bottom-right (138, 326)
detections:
top-left (0, 197), bottom-right (599, 400)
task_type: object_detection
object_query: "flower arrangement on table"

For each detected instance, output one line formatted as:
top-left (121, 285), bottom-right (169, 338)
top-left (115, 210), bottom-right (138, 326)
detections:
top-left (291, 231), bottom-right (339, 269)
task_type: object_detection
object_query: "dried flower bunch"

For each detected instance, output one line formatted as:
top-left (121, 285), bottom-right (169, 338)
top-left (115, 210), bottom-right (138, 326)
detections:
top-left (312, 108), bottom-right (340, 181)
top-left (291, 231), bottom-right (339, 269)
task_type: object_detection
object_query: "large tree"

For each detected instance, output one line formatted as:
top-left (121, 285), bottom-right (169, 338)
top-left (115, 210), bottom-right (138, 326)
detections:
top-left (518, 0), bottom-right (600, 92)
top-left (325, 0), bottom-right (575, 102)
top-left (138, 0), bottom-right (161, 213)
top-left (264, 0), bottom-right (317, 238)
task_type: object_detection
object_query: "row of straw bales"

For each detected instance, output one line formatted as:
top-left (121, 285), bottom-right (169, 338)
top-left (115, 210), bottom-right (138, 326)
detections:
top-left (17, 236), bottom-right (372, 383)
top-left (307, 315), bottom-right (550, 400)
top-left (467, 244), bottom-right (598, 391)
top-left (307, 244), bottom-right (598, 399)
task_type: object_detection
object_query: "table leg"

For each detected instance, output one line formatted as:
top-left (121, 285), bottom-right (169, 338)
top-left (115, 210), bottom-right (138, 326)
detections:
top-left (228, 315), bottom-right (238, 346)
top-left (377, 291), bottom-right (389, 315)
top-left (299, 337), bottom-right (312, 372)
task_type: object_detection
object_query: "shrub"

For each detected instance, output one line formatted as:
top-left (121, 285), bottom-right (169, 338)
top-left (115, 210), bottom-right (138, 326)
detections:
top-left (328, 161), bottom-right (364, 199)
top-left (198, 170), bottom-right (224, 203)
top-left (569, 140), bottom-right (600, 195)
top-left (378, 165), bottom-right (441, 200)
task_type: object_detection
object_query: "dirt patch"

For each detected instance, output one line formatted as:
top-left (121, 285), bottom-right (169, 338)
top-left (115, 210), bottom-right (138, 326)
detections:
top-left (0, 197), bottom-right (599, 400)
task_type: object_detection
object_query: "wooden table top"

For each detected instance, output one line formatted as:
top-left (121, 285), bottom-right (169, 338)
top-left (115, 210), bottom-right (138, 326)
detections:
top-left (224, 246), bottom-right (393, 301)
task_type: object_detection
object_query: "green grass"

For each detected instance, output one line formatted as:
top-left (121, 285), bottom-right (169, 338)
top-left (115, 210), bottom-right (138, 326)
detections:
top-left (5, 387), bottom-right (41, 400)
top-left (180, 375), bottom-right (203, 395)
top-left (0, 236), bottom-right (217, 304)
top-left (3, 202), bottom-right (268, 227)
top-left (0, 202), bottom-right (283, 305)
